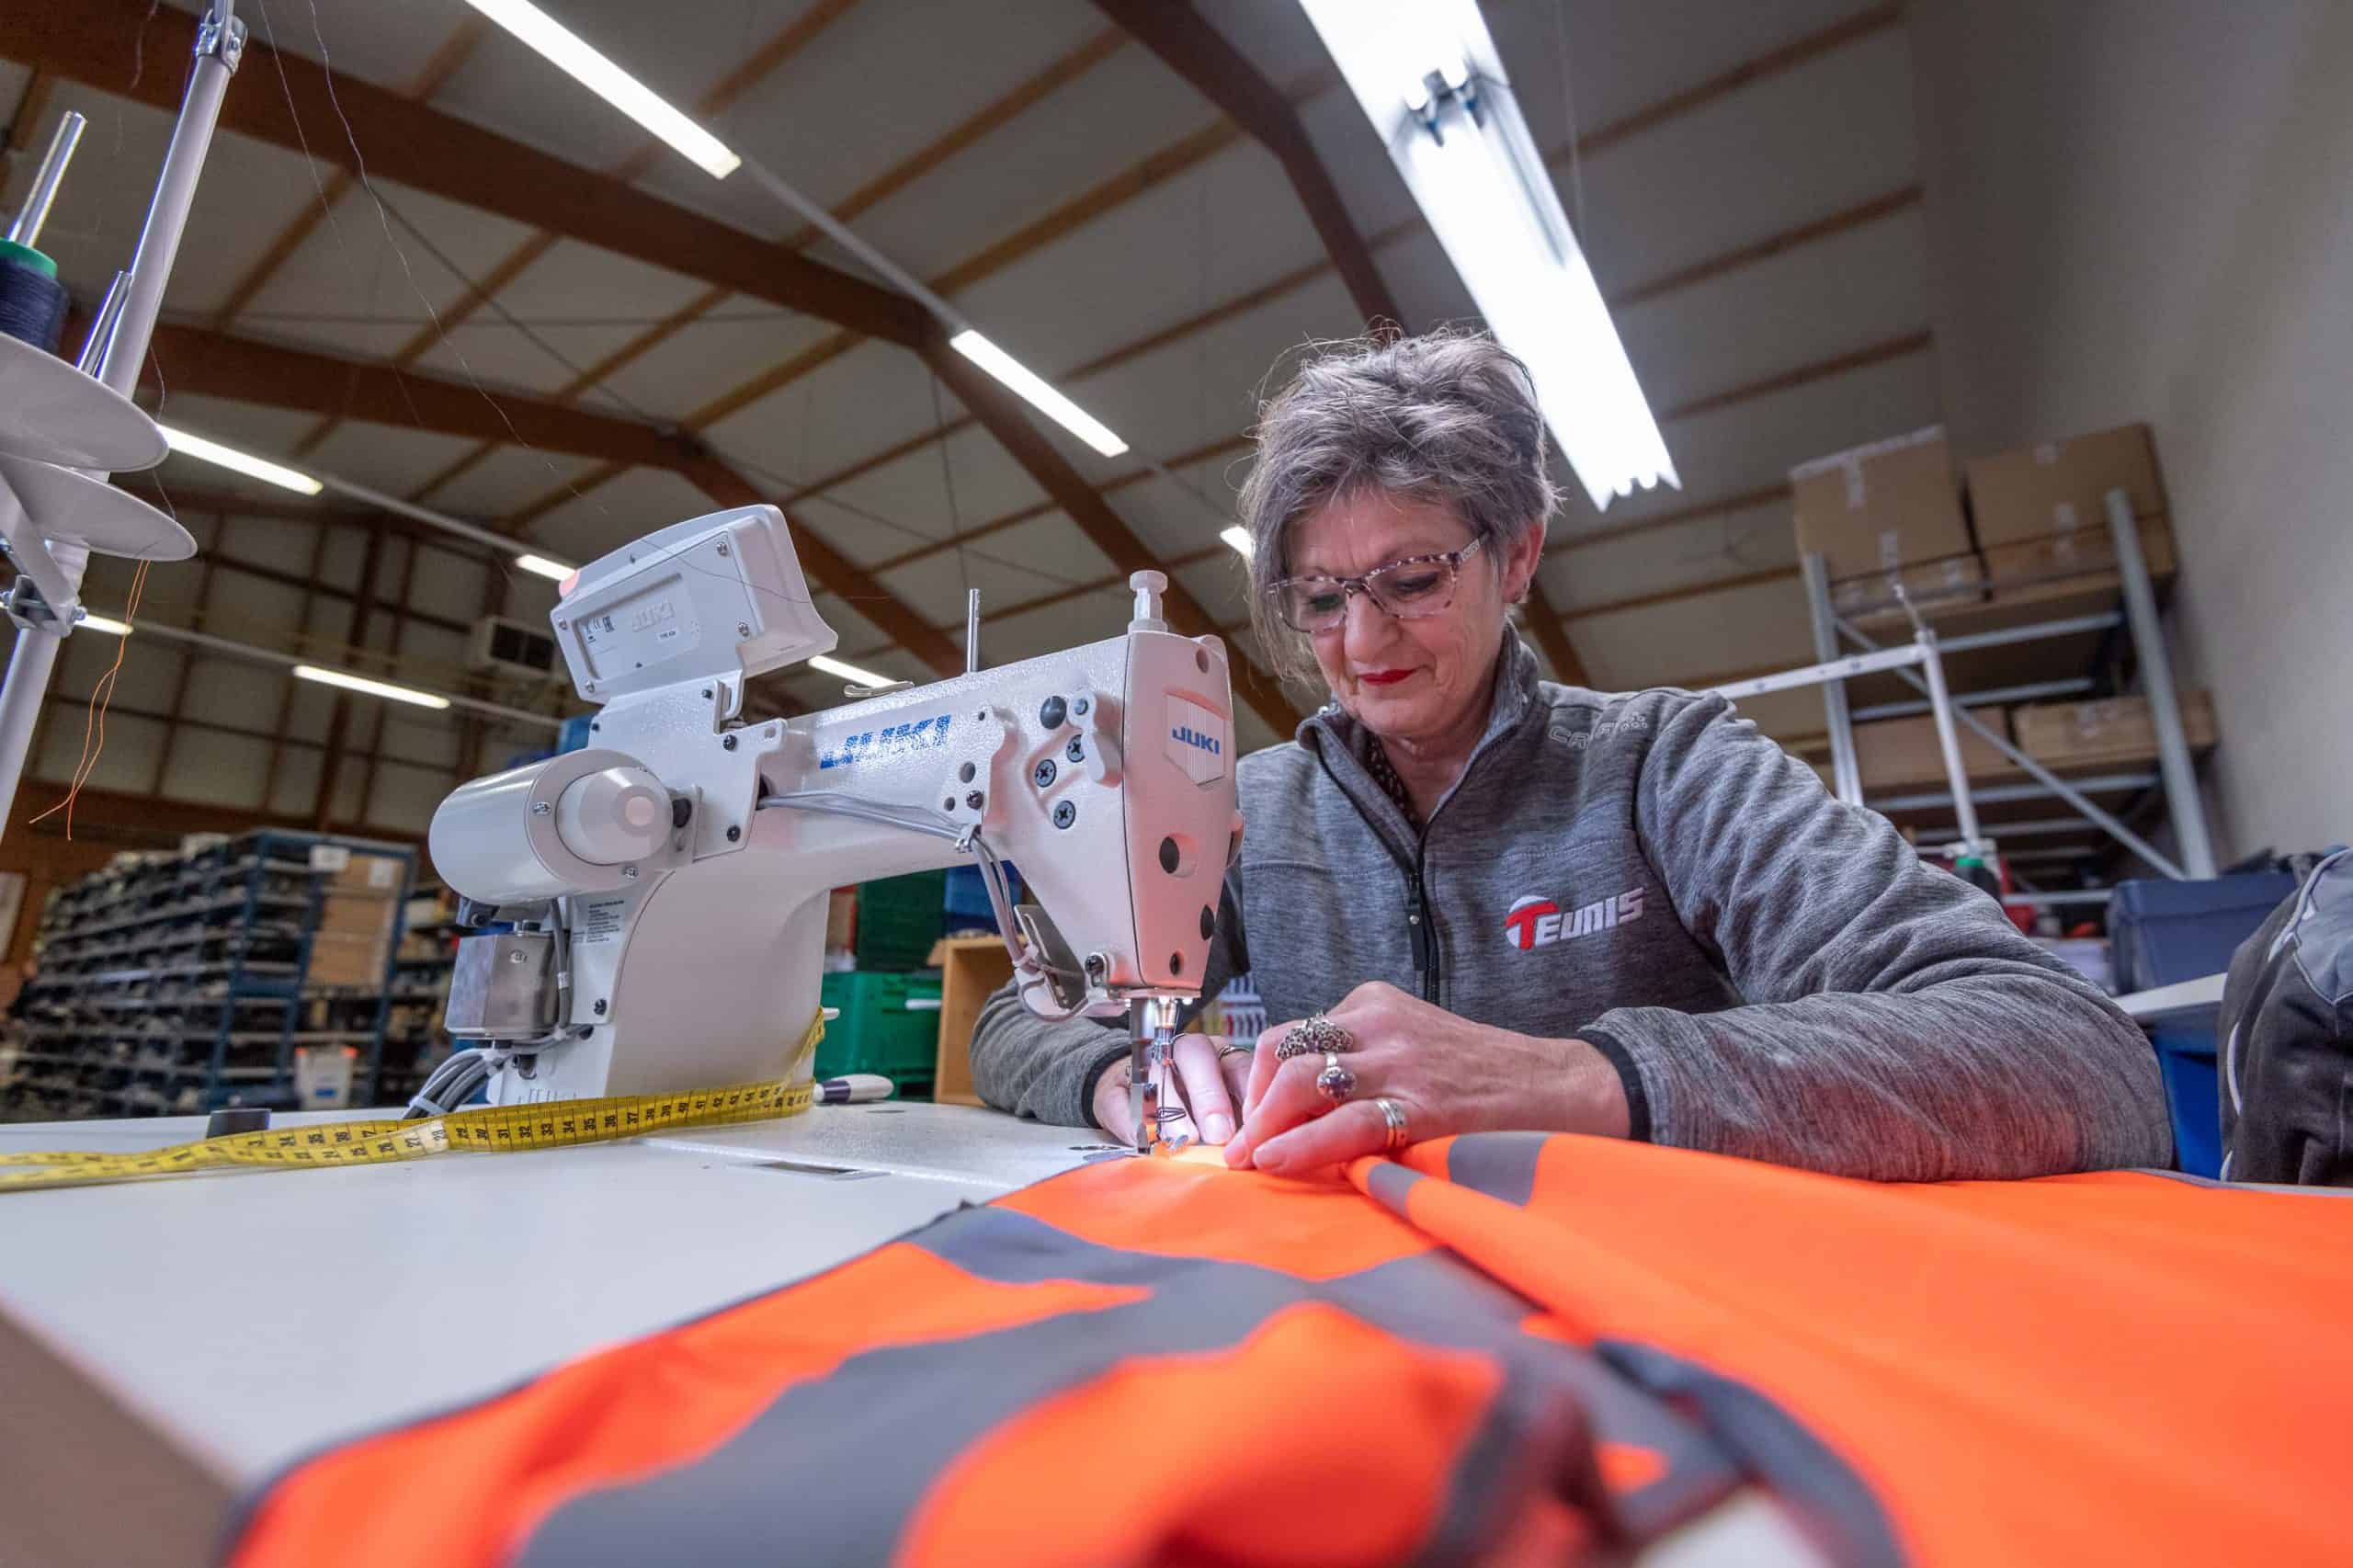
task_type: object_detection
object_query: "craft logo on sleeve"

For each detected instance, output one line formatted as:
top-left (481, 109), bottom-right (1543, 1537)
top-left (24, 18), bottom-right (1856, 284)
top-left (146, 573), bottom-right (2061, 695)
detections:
top-left (1165, 695), bottom-right (1226, 784)
top-left (1504, 888), bottom-right (1644, 950)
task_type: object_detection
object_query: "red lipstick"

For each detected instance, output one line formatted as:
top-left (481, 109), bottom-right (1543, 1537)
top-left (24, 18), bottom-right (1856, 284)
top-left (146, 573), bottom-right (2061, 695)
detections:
top-left (1358, 669), bottom-right (1415, 687)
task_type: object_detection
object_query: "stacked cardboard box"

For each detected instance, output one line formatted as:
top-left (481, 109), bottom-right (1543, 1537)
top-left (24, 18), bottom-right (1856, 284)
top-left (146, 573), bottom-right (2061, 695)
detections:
top-left (2011, 691), bottom-right (2217, 770)
top-left (307, 848), bottom-right (407, 990)
top-left (1790, 426), bottom-right (1984, 623)
top-left (1852, 710), bottom-right (2016, 791)
top-left (1965, 424), bottom-right (2174, 598)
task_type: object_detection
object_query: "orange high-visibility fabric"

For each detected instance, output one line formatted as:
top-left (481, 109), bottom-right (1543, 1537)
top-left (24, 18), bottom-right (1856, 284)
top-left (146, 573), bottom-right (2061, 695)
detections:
top-left (1369, 1137), bottom-right (2353, 1565)
top-left (231, 1246), bottom-right (1149, 1568)
top-left (227, 1139), bottom-right (2353, 1567)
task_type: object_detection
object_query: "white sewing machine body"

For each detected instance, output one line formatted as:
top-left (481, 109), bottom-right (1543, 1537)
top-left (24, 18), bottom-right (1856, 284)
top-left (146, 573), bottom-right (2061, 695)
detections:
top-left (428, 504), bottom-right (1238, 1106)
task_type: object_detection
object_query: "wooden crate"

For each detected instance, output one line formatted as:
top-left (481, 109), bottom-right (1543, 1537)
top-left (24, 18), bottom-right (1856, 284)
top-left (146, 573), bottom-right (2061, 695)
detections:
top-left (929, 936), bottom-right (1012, 1108)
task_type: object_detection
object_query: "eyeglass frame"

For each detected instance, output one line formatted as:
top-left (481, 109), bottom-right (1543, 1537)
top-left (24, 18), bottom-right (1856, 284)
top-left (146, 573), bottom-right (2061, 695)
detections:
top-left (1262, 536), bottom-right (1487, 634)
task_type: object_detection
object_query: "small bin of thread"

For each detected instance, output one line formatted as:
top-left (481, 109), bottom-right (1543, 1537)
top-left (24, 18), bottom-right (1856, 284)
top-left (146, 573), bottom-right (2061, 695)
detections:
top-left (817, 971), bottom-right (943, 1098)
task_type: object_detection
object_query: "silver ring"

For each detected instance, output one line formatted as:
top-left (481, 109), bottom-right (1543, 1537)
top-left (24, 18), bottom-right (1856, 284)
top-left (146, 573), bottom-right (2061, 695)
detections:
top-left (1216, 1042), bottom-right (1252, 1061)
top-left (1275, 1014), bottom-right (1356, 1061)
top-left (1314, 1051), bottom-right (1357, 1103)
top-left (1373, 1097), bottom-right (1409, 1153)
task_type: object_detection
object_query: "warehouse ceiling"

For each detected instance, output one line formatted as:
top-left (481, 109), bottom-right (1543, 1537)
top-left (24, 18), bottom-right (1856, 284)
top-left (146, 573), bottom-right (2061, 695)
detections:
top-left (2, 0), bottom-right (1932, 779)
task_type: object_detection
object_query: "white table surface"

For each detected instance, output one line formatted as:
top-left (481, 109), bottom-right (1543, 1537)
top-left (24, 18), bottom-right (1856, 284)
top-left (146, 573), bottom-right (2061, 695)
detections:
top-left (2113, 971), bottom-right (2228, 1021)
top-left (0, 1103), bottom-right (1811, 1568)
top-left (0, 1102), bottom-right (1104, 1485)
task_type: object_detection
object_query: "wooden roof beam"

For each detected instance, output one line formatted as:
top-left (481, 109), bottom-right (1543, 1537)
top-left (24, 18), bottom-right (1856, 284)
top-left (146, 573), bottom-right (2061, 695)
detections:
top-left (13, 3), bottom-right (928, 347)
top-left (1090, 0), bottom-right (1397, 328)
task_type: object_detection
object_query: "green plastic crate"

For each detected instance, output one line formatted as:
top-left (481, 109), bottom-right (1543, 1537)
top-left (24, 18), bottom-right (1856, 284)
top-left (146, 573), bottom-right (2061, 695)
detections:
top-left (817, 970), bottom-right (943, 1096)
top-left (853, 870), bottom-right (948, 969)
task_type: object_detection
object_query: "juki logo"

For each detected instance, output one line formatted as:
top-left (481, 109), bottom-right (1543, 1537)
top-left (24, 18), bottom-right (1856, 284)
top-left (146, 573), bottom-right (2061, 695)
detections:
top-left (1171, 723), bottom-right (1221, 756)
top-left (818, 714), bottom-right (951, 770)
top-left (1504, 888), bottom-right (1645, 951)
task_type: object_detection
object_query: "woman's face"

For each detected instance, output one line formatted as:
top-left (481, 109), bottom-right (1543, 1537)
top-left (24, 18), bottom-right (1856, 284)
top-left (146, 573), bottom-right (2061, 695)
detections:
top-left (1285, 490), bottom-right (1540, 745)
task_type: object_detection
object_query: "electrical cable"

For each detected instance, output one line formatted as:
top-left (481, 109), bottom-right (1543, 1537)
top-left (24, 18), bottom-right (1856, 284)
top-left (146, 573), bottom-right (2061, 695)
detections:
top-left (757, 790), bottom-right (1091, 1021)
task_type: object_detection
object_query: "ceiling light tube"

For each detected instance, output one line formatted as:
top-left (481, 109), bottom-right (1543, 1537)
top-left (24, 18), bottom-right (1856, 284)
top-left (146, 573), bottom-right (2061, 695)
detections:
top-left (949, 330), bottom-right (1129, 458)
top-left (460, 0), bottom-right (740, 177)
top-left (294, 665), bottom-right (452, 710)
top-left (78, 614), bottom-right (131, 636)
top-left (513, 552), bottom-right (574, 582)
top-left (1297, 0), bottom-right (1677, 509)
top-left (807, 653), bottom-right (895, 688)
top-left (1220, 526), bottom-right (1253, 558)
top-left (159, 424), bottom-right (323, 496)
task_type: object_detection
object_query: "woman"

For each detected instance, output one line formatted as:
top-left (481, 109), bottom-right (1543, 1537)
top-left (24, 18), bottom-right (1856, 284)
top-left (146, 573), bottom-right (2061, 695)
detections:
top-left (971, 330), bottom-right (2171, 1181)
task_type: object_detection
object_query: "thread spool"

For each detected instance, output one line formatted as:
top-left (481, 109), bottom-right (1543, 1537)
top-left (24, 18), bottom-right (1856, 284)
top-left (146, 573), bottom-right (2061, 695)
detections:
top-left (0, 240), bottom-right (68, 354)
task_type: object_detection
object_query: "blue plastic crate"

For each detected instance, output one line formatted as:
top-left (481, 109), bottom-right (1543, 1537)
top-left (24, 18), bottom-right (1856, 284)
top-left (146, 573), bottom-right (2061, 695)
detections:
top-left (2109, 872), bottom-right (2296, 992)
top-left (943, 862), bottom-right (1023, 933)
top-left (2110, 873), bottom-right (2296, 1178)
top-left (2150, 1026), bottom-right (2222, 1178)
top-left (557, 714), bottom-right (597, 755)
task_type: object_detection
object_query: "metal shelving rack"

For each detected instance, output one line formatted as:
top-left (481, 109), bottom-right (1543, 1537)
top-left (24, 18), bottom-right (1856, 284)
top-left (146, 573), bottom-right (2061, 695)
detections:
top-left (1719, 489), bottom-right (2215, 905)
top-left (2, 830), bottom-right (415, 1119)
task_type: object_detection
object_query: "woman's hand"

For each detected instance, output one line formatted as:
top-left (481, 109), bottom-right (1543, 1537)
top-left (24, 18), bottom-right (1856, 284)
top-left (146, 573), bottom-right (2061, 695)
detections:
top-left (1223, 982), bottom-right (1631, 1176)
top-left (1088, 1034), bottom-right (1252, 1147)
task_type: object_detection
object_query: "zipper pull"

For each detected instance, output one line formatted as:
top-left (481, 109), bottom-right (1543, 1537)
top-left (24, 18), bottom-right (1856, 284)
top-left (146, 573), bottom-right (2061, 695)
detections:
top-left (1406, 873), bottom-right (1430, 971)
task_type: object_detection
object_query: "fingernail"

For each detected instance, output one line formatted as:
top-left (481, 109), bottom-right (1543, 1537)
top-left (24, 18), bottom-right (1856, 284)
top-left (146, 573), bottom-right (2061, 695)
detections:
top-left (1223, 1140), bottom-right (1250, 1167)
top-left (1205, 1114), bottom-right (1233, 1143)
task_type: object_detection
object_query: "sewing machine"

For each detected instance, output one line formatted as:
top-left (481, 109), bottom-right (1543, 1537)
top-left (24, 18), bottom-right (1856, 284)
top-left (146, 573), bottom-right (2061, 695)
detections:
top-left (426, 503), bottom-right (1239, 1139)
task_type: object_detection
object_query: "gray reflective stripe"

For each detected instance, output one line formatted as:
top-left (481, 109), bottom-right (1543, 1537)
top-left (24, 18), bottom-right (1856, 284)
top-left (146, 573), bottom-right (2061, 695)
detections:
top-left (1366, 1156), bottom-right (1421, 1214)
top-left (517, 1205), bottom-right (1748, 1565)
top-left (920, 1202), bottom-right (1741, 1538)
top-left (1599, 1340), bottom-right (1904, 1568)
top-left (1412, 1343), bottom-right (1620, 1568)
top-left (2132, 1165), bottom-right (2353, 1197)
top-left (1446, 1131), bottom-right (1550, 1205)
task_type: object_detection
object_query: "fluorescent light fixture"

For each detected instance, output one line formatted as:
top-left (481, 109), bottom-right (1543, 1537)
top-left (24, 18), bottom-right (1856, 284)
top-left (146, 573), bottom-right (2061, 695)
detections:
top-left (513, 552), bottom-right (574, 582)
top-left (808, 653), bottom-right (894, 688)
top-left (1220, 526), bottom-right (1253, 558)
top-left (159, 425), bottom-right (323, 496)
top-left (294, 665), bottom-right (452, 710)
top-left (949, 330), bottom-right (1128, 458)
top-left (79, 614), bottom-right (131, 636)
top-left (1297, 0), bottom-right (1677, 510)
top-left (462, 0), bottom-right (740, 178)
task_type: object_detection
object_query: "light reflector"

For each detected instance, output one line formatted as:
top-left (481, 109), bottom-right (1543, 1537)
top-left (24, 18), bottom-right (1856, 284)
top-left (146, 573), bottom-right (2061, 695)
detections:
top-left (808, 654), bottom-right (894, 688)
top-left (159, 425), bottom-right (324, 496)
top-left (949, 330), bottom-right (1128, 458)
top-left (294, 665), bottom-right (453, 710)
top-left (1296, 0), bottom-right (1677, 509)
top-left (462, 0), bottom-right (740, 178)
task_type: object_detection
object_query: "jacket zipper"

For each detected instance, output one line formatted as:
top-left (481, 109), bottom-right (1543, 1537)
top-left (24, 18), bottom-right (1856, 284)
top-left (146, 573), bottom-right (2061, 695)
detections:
top-left (1406, 860), bottom-right (1437, 1003)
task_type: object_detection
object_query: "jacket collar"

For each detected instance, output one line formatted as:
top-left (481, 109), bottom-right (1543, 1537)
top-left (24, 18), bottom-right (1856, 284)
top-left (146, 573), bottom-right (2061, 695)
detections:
top-left (1297, 632), bottom-right (1544, 761)
top-left (1294, 636), bottom-right (1546, 853)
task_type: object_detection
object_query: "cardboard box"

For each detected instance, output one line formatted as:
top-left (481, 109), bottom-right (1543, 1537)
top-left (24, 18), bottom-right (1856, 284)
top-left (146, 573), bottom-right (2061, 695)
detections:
top-left (308, 931), bottom-right (391, 989)
top-left (1790, 426), bottom-right (1972, 579)
top-left (2012, 691), bottom-right (2216, 768)
top-left (1854, 710), bottom-right (2016, 791)
top-left (1831, 551), bottom-right (1988, 623)
top-left (1965, 424), bottom-right (2165, 547)
top-left (1980, 513), bottom-right (2176, 594)
top-left (312, 844), bottom-right (407, 896)
top-left (318, 892), bottom-right (399, 941)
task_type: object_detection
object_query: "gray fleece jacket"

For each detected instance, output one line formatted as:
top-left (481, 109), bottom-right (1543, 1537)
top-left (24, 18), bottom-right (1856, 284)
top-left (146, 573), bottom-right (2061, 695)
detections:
top-left (970, 636), bottom-right (2173, 1180)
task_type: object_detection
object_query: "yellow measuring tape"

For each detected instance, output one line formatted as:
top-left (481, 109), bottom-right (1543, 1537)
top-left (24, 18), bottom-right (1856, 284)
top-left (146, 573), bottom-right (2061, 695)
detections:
top-left (0, 1015), bottom-right (824, 1195)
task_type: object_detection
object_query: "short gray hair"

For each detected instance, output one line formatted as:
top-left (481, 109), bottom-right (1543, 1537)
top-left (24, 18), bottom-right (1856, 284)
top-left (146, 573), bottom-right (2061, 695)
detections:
top-left (1235, 328), bottom-right (1558, 687)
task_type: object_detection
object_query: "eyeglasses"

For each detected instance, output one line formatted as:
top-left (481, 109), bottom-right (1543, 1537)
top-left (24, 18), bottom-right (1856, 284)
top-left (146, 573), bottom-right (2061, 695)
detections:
top-left (1265, 537), bottom-right (1485, 634)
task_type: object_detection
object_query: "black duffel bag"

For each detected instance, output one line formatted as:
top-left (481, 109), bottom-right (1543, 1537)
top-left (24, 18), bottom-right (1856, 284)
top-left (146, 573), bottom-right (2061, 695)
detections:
top-left (2219, 848), bottom-right (2353, 1185)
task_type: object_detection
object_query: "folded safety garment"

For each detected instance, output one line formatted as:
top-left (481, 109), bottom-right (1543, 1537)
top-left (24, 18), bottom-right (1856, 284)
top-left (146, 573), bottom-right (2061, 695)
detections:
top-left (228, 1135), bottom-right (2353, 1566)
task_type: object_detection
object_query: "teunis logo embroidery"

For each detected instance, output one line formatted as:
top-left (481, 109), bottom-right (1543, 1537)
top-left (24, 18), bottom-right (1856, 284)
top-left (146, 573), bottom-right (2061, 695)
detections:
top-left (817, 714), bottom-right (951, 770)
top-left (1504, 888), bottom-right (1645, 950)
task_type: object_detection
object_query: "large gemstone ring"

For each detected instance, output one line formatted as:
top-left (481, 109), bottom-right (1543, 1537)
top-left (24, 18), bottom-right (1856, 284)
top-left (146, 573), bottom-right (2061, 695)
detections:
top-left (1275, 1014), bottom-right (1355, 1061)
top-left (1314, 1051), bottom-right (1357, 1103)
